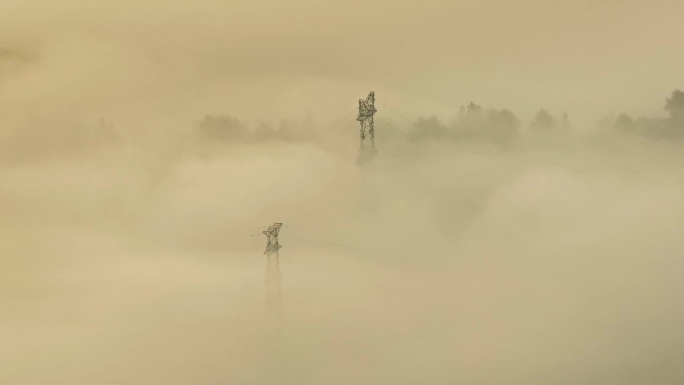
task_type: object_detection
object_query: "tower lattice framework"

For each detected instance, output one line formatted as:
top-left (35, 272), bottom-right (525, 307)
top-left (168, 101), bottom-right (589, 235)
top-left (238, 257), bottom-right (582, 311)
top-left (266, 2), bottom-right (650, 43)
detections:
top-left (262, 223), bottom-right (283, 310)
top-left (356, 91), bottom-right (378, 166)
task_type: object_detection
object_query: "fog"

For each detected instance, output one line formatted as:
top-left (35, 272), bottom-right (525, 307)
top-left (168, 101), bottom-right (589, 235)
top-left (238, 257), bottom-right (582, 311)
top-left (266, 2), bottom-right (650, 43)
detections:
top-left (2, 1), bottom-right (684, 384)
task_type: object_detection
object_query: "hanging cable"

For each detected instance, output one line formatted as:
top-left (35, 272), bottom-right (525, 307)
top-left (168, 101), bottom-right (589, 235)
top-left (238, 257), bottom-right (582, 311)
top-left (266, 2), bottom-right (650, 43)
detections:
top-left (319, 106), bottom-right (358, 140)
top-left (279, 235), bottom-right (379, 253)
top-left (377, 100), bottom-right (430, 133)
top-left (376, 116), bottom-right (412, 140)
top-left (283, 225), bottom-right (370, 242)
top-left (176, 228), bottom-right (259, 241)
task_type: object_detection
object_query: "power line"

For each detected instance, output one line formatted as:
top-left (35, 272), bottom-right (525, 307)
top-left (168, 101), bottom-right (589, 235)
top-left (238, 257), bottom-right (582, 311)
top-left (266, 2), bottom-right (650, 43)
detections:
top-left (280, 235), bottom-right (378, 254)
top-left (376, 116), bottom-right (411, 140)
top-left (377, 100), bottom-right (417, 126)
top-left (319, 106), bottom-right (358, 140)
top-left (375, 130), bottom-right (388, 141)
top-left (377, 100), bottom-right (429, 133)
top-left (177, 228), bottom-right (258, 241)
top-left (283, 225), bottom-right (370, 242)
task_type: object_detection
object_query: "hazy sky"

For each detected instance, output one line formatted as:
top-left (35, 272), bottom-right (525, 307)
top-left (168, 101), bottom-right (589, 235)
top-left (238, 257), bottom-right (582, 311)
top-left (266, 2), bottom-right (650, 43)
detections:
top-left (1, 0), bottom-right (682, 126)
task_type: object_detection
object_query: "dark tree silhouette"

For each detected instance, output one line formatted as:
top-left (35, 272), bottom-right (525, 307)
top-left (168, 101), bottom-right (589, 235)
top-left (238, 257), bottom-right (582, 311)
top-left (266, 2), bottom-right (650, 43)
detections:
top-left (196, 115), bottom-right (247, 141)
top-left (609, 90), bottom-right (684, 139)
top-left (448, 102), bottom-right (519, 143)
top-left (665, 89), bottom-right (684, 120)
top-left (97, 117), bottom-right (120, 145)
top-left (560, 113), bottom-right (570, 130)
top-left (253, 121), bottom-right (278, 141)
top-left (530, 109), bottom-right (555, 131)
top-left (485, 109), bottom-right (519, 142)
top-left (411, 115), bottom-right (447, 140)
top-left (614, 113), bottom-right (636, 132)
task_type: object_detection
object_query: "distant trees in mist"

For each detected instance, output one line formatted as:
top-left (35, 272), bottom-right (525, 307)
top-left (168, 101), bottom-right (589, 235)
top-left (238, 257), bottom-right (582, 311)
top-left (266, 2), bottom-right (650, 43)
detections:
top-left (404, 89), bottom-right (684, 144)
top-left (0, 48), bottom-right (28, 77)
top-left (194, 113), bottom-right (315, 144)
top-left (610, 89), bottom-right (684, 139)
top-left (8, 88), bottom-right (683, 163)
top-left (528, 110), bottom-right (572, 142)
top-left (190, 89), bottom-right (684, 149)
top-left (406, 102), bottom-right (575, 144)
top-left (407, 102), bottom-right (519, 144)
top-left (530, 108), bottom-right (554, 131)
top-left (144, 89), bottom-right (684, 151)
top-left (665, 89), bottom-right (684, 121)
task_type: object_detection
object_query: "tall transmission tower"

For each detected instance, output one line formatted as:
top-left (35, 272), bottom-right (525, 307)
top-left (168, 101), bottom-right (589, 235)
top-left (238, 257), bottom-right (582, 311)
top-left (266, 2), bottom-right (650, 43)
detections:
top-left (262, 222), bottom-right (283, 310)
top-left (356, 91), bottom-right (378, 166)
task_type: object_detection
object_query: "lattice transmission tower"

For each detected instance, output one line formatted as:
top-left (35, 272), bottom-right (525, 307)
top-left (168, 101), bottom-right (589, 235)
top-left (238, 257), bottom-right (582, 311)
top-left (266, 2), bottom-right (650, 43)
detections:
top-left (262, 222), bottom-right (283, 310)
top-left (356, 91), bottom-right (378, 166)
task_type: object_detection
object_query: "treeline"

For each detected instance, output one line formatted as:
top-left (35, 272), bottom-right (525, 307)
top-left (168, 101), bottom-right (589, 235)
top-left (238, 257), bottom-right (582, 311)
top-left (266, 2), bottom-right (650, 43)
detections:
top-left (406, 102), bottom-right (572, 144)
top-left (403, 89), bottom-right (683, 144)
top-left (18, 88), bottom-right (681, 161)
top-left (177, 88), bottom-right (684, 147)
top-left (194, 114), bottom-right (316, 144)
top-left (607, 90), bottom-right (684, 140)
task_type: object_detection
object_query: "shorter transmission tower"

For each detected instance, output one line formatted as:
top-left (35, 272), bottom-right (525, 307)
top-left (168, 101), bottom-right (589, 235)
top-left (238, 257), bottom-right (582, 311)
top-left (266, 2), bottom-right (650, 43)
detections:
top-left (262, 223), bottom-right (283, 310)
top-left (356, 91), bottom-right (378, 166)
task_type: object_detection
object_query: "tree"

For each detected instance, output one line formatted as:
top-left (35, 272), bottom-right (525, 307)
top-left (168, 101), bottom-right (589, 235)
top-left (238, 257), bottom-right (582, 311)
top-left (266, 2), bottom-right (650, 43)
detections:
top-left (665, 89), bottom-right (684, 120)
top-left (560, 113), bottom-right (570, 130)
top-left (486, 109), bottom-right (519, 142)
top-left (530, 109), bottom-right (555, 131)
top-left (614, 113), bottom-right (636, 132)
top-left (253, 120), bottom-right (279, 141)
top-left (665, 90), bottom-right (684, 136)
top-left (412, 115), bottom-right (447, 140)
top-left (97, 117), bottom-right (120, 145)
top-left (452, 102), bottom-right (486, 138)
top-left (196, 114), bottom-right (246, 141)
